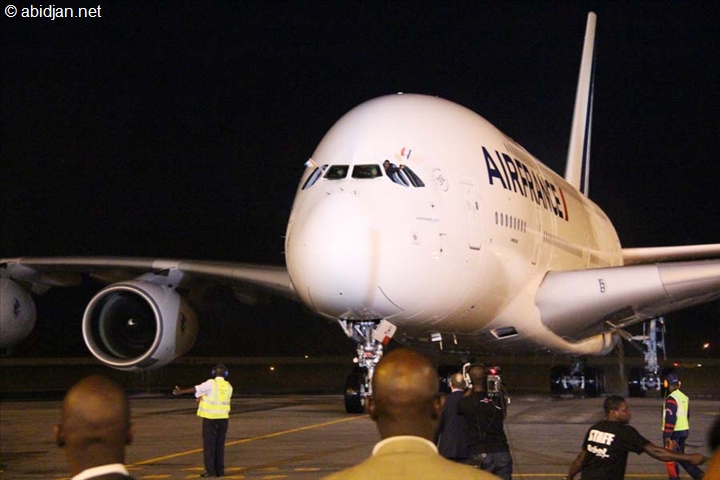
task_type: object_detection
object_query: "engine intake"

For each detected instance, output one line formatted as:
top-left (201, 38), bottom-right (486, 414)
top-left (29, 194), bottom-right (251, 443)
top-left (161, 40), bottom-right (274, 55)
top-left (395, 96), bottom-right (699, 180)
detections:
top-left (83, 280), bottom-right (197, 371)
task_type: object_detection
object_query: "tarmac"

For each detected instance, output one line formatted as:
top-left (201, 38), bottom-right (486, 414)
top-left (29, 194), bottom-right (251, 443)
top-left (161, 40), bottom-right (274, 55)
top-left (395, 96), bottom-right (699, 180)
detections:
top-left (1, 393), bottom-right (718, 480)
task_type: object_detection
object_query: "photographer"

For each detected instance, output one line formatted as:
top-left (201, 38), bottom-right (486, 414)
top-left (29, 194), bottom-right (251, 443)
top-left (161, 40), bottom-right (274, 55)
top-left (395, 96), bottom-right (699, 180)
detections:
top-left (457, 365), bottom-right (512, 479)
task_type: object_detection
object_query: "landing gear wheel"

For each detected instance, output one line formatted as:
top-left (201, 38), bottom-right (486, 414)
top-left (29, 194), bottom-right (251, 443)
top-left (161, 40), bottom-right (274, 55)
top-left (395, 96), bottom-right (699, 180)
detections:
top-left (344, 367), bottom-right (368, 413)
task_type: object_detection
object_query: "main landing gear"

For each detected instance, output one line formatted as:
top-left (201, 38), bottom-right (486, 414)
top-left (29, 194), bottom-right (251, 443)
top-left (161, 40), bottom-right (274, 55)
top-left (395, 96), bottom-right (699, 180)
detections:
top-left (340, 320), bottom-right (386, 413)
top-left (550, 357), bottom-right (605, 397)
top-left (621, 317), bottom-right (666, 397)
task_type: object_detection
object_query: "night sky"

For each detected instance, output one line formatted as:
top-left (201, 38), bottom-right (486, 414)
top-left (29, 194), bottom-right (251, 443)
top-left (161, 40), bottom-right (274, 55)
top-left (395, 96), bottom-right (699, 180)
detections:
top-left (2, 1), bottom-right (718, 357)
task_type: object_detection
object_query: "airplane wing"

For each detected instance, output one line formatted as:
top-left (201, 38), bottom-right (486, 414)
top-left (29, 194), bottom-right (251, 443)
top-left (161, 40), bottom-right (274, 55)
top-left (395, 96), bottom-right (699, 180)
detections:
top-left (622, 243), bottom-right (720, 265)
top-left (1, 256), bottom-right (295, 299)
top-left (535, 259), bottom-right (720, 339)
top-left (1, 257), bottom-right (296, 367)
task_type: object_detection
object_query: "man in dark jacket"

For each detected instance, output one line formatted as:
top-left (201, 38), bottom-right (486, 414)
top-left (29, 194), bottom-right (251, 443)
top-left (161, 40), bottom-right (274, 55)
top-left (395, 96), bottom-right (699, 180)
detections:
top-left (435, 372), bottom-right (468, 461)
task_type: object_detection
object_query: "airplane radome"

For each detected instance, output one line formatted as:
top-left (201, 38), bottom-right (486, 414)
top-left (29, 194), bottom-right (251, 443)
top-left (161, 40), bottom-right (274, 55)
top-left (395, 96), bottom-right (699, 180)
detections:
top-left (2, 13), bottom-right (719, 413)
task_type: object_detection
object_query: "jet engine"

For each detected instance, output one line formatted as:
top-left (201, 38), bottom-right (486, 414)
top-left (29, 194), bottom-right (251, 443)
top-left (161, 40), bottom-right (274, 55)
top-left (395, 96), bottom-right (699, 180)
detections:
top-left (83, 280), bottom-right (198, 371)
top-left (0, 278), bottom-right (37, 348)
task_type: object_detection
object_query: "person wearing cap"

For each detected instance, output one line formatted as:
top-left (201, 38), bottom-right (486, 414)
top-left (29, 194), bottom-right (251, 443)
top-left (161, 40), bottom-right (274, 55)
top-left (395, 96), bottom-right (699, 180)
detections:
top-left (662, 371), bottom-right (704, 480)
top-left (174, 365), bottom-right (233, 478)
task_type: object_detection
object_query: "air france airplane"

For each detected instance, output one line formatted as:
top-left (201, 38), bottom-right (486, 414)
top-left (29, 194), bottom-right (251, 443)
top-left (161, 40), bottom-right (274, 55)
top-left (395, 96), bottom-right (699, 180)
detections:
top-left (2, 13), bottom-right (719, 412)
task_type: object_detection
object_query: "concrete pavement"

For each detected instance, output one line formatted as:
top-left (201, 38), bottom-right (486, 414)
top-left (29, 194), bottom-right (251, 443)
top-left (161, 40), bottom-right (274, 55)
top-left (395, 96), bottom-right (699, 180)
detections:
top-left (2, 394), bottom-right (717, 479)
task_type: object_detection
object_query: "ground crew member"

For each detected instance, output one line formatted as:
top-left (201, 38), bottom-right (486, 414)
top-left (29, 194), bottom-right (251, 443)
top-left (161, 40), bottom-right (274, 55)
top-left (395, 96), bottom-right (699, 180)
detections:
top-left (662, 372), bottom-right (704, 480)
top-left (174, 364), bottom-right (233, 478)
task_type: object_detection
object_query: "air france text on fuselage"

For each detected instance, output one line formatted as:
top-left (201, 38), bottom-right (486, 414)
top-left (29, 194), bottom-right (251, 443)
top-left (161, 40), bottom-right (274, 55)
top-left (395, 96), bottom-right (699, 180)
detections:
top-left (482, 146), bottom-right (569, 221)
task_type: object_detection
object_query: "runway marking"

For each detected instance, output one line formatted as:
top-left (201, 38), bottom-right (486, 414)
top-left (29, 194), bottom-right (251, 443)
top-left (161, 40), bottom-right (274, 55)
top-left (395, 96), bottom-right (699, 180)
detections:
top-left (129, 415), bottom-right (366, 467)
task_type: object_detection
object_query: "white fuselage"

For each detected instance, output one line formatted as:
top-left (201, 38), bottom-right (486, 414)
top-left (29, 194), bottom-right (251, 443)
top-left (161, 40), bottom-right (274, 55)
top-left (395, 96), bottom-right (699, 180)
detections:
top-left (285, 94), bottom-right (622, 355)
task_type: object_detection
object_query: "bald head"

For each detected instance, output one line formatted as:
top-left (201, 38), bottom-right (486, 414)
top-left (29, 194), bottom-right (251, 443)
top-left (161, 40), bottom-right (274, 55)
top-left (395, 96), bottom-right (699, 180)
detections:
top-left (449, 372), bottom-right (466, 390)
top-left (369, 348), bottom-right (440, 439)
top-left (55, 375), bottom-right (133, 474)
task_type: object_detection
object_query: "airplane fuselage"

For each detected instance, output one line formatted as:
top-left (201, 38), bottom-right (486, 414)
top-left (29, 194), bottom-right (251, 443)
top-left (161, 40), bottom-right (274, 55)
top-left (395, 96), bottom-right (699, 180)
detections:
top-left (285, 94), bottom-right (622, 356)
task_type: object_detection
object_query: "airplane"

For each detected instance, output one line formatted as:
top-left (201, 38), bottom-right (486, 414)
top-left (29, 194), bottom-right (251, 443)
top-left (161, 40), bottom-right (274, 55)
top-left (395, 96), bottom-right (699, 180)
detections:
top-left (1, 12), bottom-right (719, 412)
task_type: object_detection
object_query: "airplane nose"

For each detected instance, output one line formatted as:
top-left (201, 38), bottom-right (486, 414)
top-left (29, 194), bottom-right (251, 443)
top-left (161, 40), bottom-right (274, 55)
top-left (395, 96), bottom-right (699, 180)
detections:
top-left (286, 194), bottom-right (401, 320)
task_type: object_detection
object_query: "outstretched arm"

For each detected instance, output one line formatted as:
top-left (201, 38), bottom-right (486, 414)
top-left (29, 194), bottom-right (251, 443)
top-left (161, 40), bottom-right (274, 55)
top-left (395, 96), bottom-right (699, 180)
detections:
top-left (644, 443), bottom-right (707, 465)
top-left (173, 385), bottom-right (196, 395)
top-left (567, 449), bottom-right (586, 479)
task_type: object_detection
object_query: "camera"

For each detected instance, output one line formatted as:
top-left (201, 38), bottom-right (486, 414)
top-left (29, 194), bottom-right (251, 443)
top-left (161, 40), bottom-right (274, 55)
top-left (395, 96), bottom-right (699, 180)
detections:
top-left (462, 363), bottom-right (503, 397)
top-left (486, 366), bottom-right (502, 397)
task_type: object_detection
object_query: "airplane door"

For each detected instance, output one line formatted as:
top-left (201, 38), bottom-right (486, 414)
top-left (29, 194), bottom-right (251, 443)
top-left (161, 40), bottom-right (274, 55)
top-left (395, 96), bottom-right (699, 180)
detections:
top-left (460, 180), bottom-right (482, 250)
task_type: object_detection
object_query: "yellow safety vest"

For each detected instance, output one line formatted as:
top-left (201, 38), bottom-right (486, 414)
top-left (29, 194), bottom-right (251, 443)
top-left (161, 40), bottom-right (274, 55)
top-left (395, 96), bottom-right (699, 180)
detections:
top-left (662, 389), bottom-right (690, 432)
top-left (197, 378), bottom-right (232, 419)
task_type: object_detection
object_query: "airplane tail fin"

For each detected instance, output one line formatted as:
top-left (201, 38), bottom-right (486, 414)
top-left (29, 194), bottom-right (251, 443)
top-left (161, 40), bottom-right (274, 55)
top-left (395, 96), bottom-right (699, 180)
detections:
top-left (564, 12), bottom-right (597, 196)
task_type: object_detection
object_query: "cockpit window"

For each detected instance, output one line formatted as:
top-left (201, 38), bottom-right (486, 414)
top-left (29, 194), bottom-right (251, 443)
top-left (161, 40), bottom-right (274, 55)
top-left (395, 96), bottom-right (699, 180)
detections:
top-left (324, 165), bottom-right (349, 180)
top-left (301, 164), bottom-right (328, 190)
top-left (402, 167), bottom-right (425, 187)
top-left (352, 164), bottom-right (382, 179)
top-left (303, 162), bottom-right (425, 189)
top-left (382, 160), bottom-right (425, 188)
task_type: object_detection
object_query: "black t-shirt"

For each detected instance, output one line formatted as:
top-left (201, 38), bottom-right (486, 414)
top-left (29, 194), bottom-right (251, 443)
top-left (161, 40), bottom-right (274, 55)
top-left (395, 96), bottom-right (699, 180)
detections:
top-left (579, 420), bottom-right (650, 480)
top-left (457, 391), bottom-right (509, 453)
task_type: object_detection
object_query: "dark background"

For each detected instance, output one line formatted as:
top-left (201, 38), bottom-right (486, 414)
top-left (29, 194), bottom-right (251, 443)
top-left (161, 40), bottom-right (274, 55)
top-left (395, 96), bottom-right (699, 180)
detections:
top-left (2, 1), bottom-right (718, 359)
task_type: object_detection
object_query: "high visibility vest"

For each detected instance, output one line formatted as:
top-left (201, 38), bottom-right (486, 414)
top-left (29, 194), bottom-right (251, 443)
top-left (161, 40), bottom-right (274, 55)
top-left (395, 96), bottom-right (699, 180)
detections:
top-left (197, 378), bottom-right (232, 419)
top-left (662, 389), bottom-right (690, 432)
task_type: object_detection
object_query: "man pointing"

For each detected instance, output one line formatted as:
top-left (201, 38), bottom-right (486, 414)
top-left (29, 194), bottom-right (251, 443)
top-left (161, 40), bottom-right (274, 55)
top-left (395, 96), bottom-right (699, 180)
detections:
top-left (174, 364), bottom-right (233, 478)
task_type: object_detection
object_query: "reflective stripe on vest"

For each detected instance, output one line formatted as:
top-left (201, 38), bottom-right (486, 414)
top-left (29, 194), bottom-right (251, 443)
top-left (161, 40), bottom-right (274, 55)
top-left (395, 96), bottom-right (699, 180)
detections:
top-left (662, 389), bottom-right (690, 432)
top-left (197, 378), bottom-right (232, 419)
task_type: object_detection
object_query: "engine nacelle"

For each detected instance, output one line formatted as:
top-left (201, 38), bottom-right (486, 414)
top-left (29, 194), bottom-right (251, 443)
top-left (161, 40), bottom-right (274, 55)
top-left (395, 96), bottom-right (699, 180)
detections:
top-left (83, 280), bottom-right (198, 371)
top-left (0, 278), bottom-right (37, 348)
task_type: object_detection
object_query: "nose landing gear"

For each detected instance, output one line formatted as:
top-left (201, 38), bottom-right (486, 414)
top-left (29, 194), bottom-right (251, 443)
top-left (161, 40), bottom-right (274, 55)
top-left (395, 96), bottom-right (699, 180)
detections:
top-left (340, 320), bottom-right (388, 413)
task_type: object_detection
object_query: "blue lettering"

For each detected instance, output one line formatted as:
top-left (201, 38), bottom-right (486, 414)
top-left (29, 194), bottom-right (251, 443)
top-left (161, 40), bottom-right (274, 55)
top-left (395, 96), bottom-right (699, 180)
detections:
top-left (481, 146), bottom-right (569, 222)
top-left (483, 147), bottom-right (508, 189)
top-left (495, 151), bottom-right (511, 189)
top-left (545, 180), bottom-right (558, 216)
top-left (502, 154), bottom-right (525, 196)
